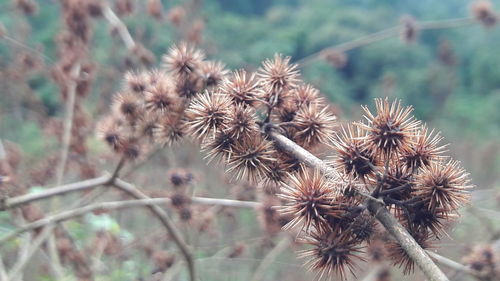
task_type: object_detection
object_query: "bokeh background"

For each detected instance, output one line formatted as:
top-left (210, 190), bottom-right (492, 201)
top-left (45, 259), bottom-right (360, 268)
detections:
top-left (1, 0), bottom-right (499, 280)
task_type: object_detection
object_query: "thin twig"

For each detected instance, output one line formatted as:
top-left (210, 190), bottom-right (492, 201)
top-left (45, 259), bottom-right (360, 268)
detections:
top-left (112, 179), bottom-right (203, 281)
top-left (249, 235), bottom-right (293, 281)
top-left (296, 16), bottom-right (478, 67)
top-left (267, 130), bottom-right (449, 281)
top-left (102, 5), bottom-right (136, 50)
top-left (7, 225), bottom-right (56, 281)
top-left (1, 175), bottom-right (111, 210)
top-left (0, 195), bottom-right (259, 245)
top-left (54, 63), bottom-right (81, 187)
top-left (426, 250), bottom-right (472, 274)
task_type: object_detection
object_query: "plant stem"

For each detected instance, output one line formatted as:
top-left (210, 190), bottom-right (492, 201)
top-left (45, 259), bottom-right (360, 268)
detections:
top-left (267, 130), bottom-right (449, 281)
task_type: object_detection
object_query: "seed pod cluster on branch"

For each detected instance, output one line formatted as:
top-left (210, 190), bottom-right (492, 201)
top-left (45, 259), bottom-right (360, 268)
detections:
top-left (98, 43), bottom-right (472, 280)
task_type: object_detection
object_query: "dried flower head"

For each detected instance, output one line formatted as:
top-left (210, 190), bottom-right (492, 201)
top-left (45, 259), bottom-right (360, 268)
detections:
top-left (329, 125), bottom-right (378, 181)
top-left (185, 91), bottom-right (233, 140)
top-left (472, 0), bottom-right (497, 27)
top-left (200, 60), bottom-right (228, 89)
top-left (167, 6), bottom-right (186, 26)
top-left (168, 169), bottom-right (194, 187)
top-left (324, 49), bottom-right (348, 68)
top-left (135, 113), bottom-right (160, 141)
top-left (112, 92), bottom-right (143, 121)
top-left (96, 116), bottom-right (126, 151)
top-left (227, 136), bottom-right (276, 182)
top-left (144, 79), bottom-right (181, 114)
top-left (201, 130), bottom-right (236, 163)
top-left (414, 160), bottom-right (472, 212)
top-left (292, 104), bottom-right (336, 148)
top-left (258, 54), bottom-right (300, 93)
top-left (224, 104), bottom-right (259, 140)
top-left (162, 42), bottom-right (205, 78)
top-left (123, 71), bottom-right (149, 94)
top-left (404, 207), bottom-right (450, 237)
top-left (356, 98), bottom-right (420, 157)
top-left (298, 229), bottom-right (365, 281)
top-left (279, 168), bottom-right (339, 232)
top-left (401, 15), bottom-right (418, 44)
top-left (154, 118), bottom-right (187, 146)
top-left (291, 84), bottom-right (324, 108)
top-left (147, 0), bottom-right (163, 20)
top-left (174, 76), bottom-right (203, 99)
top-left (401, 126), bottom-right (448, 171)
top-left (221, 69), bottom-right (261, 107)
top-left (119, 137), bottom-right (142, 159)
top-left (462, 244), bottom-right (499, 279)
top-left (350, 212), bottom-right (377, 241)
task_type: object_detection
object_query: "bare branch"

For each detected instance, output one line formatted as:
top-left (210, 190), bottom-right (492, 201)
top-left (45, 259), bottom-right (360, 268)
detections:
top-left (296, 16), bottom-right (477, 66)
top-left (1, 175), bottom-right (111, 210)
top-left (267, 130), bottom-right (449, 281)
top-left (55, 63), bottom-right (82, 187)
top-left (102, 5), bottom-right (136, 51)
top-left (426, 250), bottom-right (472, 274)
top-left (7, 225), bottom-right (56, 281)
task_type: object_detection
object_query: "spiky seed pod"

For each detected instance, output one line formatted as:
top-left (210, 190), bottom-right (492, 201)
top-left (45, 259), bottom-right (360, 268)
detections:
top-left (224, 104), bottom-right (259, 140)
top-left (324, 49), bottom-right (348, 68)
top-left (220, 69), bottom-right (261, 107)
top-left (147, 69), bottom-right (168, 86)
top-left (15, 0), bottom-right (38, 15)
top-left (168, 169), bottom-right (194, 188)
top-left (167, 6), bottom-right (186, 26)
top-left (298, 229), bottom-right (365, 281)
top-left (404, 207), bottom-right (451, 237)
top-left (135, 113), bottom-right (159, 141)
top-left (227, 136), bottom-right (276, 182)
top-left (414, 160), bottom-right (472, 212)
top-left (400, 15), bottom-right (418, 44)
top-left (174, 76), bottom-right (203, 99)
top-left (258, 54), bottom-right (300, 93)
top-left (273, 97), bottom-right (298, 123)
top-left (350, 212), bottom-right (377, 241)
top-left (144, 79), bottom-right (181, 114)
top-left (200, 60), bottom-right (228, 89)
top-left (170, 193), bottom-right (190, 209)
top-left (387, 229), bottom-right (433, 274)
top-left (96, 117), bottom-right (126, 151)
top-left (201, 130), bottom-right (235, 163)
top-left (471, 0), bottom-right (497, 27)
top-left (329, 125), bottom-right (377, 181)
top-left (356, 98), bottom-right (420, 157)
top-left (162, 42), bottom-right (205, 78)
top-left (124, 71), bottom-right (149, 94)
top-left (258, 195), bottom-right (290, 235)
top-left (292, 103), bottom-right (336, 148)
top-left (291, 84), bottom-right (324, 108)
top-left (262, 159), bottom-right (291, 185)
top-left (119, 137), bottom-right (142, 160)
top-left (152, 251), bottom-right (175, 273)
top-left (154, 118), bottom-right (187, 146)
top-left (147, 0), bottom-right (163, 19)
top-left (112, 92), bottom-right (143, 121)
top-left (462, 245), bottom-right (498, 279)
top-left (401, 126), bottom-right (448, 171)
top-left (367, 239), bottom-right (388, 262)
top-left (380, 166), bottom-right (413, 201)
top-left (279, 168), bottom-right (340, 232)
top-left (185, 92), bottom-right (233, 140)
